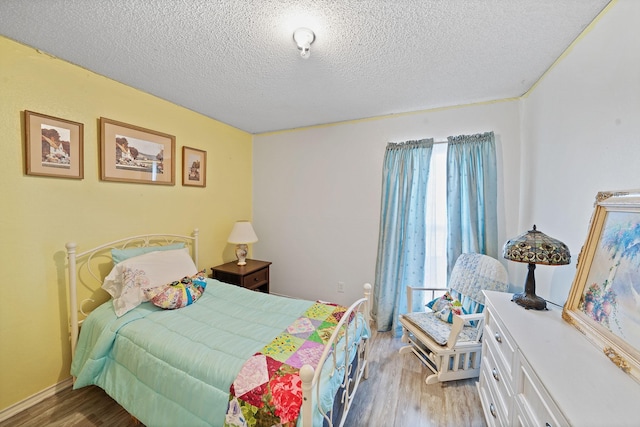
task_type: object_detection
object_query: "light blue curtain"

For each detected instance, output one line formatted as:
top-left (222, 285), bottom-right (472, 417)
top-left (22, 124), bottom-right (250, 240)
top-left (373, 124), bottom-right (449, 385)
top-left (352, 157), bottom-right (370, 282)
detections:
top-left (446, 131), bottom-right (498, 276)
top-left (372, 139), bottom-right (434, 335)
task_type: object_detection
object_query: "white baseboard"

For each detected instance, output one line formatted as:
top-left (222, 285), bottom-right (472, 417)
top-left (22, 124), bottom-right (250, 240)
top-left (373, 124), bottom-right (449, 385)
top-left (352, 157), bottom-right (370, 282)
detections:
top-left (0, 377), bottom-right (73, 422)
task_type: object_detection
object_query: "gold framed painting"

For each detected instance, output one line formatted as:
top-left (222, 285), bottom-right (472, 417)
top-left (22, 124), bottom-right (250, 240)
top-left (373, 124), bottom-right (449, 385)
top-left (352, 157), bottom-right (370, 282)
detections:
top-left (24, 110), bottom-right (84, 179)
top-left (99, 117), bottom-right (175, 185)
top-left (182, 146), bottom-right (206, 187)
top-left (563, 190), bottom-right (640, 383)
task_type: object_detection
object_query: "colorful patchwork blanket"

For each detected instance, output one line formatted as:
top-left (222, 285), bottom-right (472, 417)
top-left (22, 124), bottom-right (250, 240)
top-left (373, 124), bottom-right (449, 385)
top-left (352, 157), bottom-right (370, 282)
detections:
top-left (224, 301), bottom-right (353, 427)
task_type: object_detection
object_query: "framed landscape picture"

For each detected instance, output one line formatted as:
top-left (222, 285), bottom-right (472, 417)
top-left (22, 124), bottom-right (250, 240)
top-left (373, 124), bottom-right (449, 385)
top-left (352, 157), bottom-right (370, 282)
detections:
top-left (99, 117), bottom-right (175, 185)
top-left (563, 190), bottom-right (640, 384)
top-left (182, 146), bottom-right (206, 187)
top-left (24, 110), bottom-right (84, 179)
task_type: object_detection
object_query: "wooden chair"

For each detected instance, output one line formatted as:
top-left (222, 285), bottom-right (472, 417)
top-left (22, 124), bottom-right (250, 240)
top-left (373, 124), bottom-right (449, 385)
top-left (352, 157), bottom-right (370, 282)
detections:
top-left (399, 253), bottom-right (508, 384)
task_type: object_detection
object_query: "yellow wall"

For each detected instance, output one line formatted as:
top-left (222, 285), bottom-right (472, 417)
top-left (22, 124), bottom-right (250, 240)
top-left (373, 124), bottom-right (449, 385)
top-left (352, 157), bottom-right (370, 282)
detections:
top-left (0, 36), bottom-right (253, 410)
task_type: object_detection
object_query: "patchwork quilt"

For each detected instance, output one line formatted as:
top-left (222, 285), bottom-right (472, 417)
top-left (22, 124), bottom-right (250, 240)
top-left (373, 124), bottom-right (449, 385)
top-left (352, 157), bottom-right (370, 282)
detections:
top-left (225, 302), bottom-right (354, 427)
top-left (71, 280), bottom-right (368, 427)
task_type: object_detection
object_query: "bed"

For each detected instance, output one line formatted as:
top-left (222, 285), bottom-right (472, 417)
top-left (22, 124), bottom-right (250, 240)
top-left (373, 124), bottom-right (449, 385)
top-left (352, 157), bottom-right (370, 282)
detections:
top-left (66, 229), bottom-right (371, 427)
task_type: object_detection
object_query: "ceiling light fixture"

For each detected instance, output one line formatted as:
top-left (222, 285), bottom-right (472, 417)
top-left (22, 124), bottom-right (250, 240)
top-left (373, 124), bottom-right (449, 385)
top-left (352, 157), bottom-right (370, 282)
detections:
top-left (293, 27), bottom-right (315, 59)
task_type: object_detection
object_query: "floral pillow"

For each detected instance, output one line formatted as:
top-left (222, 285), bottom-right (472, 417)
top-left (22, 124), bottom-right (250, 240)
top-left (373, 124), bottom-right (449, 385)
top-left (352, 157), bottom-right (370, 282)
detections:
top-left (144, 271), bottom-right (208, 310)
top-left (102, 248), bottom-right (199, 316)
top-left (426, 292), bottom-right (468, 323)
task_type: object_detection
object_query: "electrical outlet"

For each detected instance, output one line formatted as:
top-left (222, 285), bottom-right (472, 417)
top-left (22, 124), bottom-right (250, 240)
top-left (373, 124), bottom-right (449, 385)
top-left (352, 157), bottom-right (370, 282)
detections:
top-left (337, 281), bottom-right (345, 293)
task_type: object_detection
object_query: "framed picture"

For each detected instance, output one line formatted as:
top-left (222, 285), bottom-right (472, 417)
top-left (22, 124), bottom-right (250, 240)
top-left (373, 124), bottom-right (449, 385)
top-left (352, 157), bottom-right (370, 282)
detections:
top-left (563, 190), bottom-right (640, 383)
top-left (24, 110), bottom-right (84, 179)
top-left (182, 146), bottom-right (206, 187)
top-left (99, 117), bottom-right (175, 185)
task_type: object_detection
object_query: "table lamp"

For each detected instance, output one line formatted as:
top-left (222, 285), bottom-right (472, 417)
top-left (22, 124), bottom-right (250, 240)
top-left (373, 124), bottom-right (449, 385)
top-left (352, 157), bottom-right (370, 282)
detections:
top-left (227, 220), bottom-right (258, 266)
top-left (503, 224), bottom-right (570, 310)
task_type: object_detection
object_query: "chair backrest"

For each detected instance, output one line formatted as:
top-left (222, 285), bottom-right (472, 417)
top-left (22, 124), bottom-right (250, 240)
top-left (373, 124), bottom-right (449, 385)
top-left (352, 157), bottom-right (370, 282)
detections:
top-left (448, 253), bottom-right (508, 314)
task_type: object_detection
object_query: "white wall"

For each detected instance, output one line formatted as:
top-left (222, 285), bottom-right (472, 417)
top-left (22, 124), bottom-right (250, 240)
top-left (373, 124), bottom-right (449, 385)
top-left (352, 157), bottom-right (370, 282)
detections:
top-left (253, 102), bottom-right (522, 306)
top-left (254, 0), bottom-right (639, 310)
top-left (520, 0), bottom-right (640, 304)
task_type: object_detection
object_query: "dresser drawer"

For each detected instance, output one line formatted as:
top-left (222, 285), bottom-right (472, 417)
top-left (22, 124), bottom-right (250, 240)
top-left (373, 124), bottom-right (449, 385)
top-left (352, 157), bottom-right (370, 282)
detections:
top-left (242, 267), bottom-right (268, 290)
top-left (478, 360), bottom-right (508, 427)
top-left (484, 323), bottom-right (515, 387)
top-left (515, 352), bottom-right (567, 427)
top-left (484, 306), bottom-right (516, 382)
top-left (481, 339), bottom-right (513, 424)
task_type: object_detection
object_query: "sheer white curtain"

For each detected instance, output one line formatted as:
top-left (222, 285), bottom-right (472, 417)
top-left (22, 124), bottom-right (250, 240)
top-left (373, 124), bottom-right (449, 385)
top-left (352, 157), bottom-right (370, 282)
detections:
top-left (424, 143), bottom-right (448, 289)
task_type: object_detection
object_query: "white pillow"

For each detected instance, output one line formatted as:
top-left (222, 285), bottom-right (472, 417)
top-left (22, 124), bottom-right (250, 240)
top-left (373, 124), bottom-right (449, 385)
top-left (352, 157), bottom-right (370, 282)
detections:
top-left (102, 248), bottom-right (198, 316)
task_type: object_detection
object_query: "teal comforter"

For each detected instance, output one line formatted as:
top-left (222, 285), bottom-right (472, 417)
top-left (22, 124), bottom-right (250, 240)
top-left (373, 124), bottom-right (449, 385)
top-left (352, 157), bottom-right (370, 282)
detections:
top-left (71, 279), bottom-right (368, 427)
top-left (72, 280), bottom-right (316, 426)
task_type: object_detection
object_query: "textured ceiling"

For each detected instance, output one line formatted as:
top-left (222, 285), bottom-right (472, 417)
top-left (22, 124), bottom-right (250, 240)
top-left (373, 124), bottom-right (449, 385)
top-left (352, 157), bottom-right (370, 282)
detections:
top-left (0, 0), bottom-right (611, 134)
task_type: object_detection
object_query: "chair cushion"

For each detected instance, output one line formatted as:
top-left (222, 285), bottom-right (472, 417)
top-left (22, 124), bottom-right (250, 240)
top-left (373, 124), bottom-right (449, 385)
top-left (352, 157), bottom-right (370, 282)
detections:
top-left (402, 311), bottom-right (478, 346)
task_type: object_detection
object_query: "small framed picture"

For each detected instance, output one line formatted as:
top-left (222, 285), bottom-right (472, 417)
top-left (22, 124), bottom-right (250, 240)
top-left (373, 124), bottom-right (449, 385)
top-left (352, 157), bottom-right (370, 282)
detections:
top-left (99, 117), bottom-right (175, 185)
top-left (24, 110), bottom-right (84, 179)
top-left (182, 146), bottom-right (206, 187)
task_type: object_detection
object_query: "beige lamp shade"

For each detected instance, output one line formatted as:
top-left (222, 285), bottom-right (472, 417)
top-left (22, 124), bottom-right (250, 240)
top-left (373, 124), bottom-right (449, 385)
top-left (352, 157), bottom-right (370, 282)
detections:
top-left (227, 221), bottom-right (258, 244)
top-left (227, 221), bottom-right (258, 266)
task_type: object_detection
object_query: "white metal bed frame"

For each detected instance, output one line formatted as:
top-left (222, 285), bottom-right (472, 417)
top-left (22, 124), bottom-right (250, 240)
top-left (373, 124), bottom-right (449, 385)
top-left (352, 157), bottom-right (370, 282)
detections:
top-left (66, 229), bottom-right (371, 427)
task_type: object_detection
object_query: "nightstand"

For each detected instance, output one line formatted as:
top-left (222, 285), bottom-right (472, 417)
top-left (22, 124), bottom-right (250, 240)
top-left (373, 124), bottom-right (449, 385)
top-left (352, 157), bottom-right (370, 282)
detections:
top-left (210, 259), bottom-right (271, 293)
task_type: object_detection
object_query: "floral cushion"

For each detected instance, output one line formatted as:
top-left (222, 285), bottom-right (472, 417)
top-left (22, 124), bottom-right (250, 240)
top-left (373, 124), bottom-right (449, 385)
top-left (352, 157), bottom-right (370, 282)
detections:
top-left (426, 292), bottom-right (468, 323)
top-left (144, 271), bottom-right (207, 310)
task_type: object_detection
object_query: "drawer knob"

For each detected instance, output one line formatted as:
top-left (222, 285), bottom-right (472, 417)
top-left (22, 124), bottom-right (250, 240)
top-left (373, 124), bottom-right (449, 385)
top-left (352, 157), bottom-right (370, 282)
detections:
top-left (492, 368), bottom-right (499, 381)
top-left (494, 332), bottom-right (502, 343)
top-left (254, 277), bottom-right (259, 281)
top-left (489, 403), bottom-right (497, 418)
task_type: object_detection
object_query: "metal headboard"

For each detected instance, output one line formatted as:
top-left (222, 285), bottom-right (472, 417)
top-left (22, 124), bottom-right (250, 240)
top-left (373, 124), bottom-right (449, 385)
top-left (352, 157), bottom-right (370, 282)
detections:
top-left (65, 229), bottom-right (199, 358)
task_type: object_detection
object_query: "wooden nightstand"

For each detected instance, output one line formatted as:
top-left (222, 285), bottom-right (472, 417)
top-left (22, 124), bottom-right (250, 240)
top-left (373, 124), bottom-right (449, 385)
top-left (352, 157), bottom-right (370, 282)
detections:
top-left (210, 259), bottom-right (271, 293)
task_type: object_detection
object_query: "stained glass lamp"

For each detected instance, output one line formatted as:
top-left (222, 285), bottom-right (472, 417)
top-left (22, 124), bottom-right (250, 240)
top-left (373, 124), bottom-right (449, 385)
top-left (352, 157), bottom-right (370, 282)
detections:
top-left (503, 225), bottom-right (571, 310)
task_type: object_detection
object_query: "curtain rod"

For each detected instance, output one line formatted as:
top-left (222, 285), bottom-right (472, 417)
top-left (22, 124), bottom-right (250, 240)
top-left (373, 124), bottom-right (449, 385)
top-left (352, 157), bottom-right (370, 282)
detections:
top-left (388, 139), bottom-right (448, 146)
top-left (391, 131), bottom-right (494, 146)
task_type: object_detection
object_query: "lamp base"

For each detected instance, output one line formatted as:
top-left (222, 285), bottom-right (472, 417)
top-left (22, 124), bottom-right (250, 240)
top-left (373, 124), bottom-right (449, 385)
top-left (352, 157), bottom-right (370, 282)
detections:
top-left (235, 244), bottom-right (248, 266)
top-left (511, 262), bottom-right (548, 310)
top-left (512, 291), bottom-right (548, 310)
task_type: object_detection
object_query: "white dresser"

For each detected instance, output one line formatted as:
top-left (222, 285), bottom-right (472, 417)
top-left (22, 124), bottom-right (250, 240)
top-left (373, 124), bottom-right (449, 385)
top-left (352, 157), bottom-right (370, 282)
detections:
top-left (478, 290), bottom-right (640, 426)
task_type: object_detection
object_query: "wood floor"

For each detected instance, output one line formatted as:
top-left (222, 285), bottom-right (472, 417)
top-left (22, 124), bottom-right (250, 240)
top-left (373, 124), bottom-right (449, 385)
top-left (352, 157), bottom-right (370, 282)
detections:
top-left (344, 330), bottom-right (486, 427)
top-left (0, 330), bottom-right (486, 427)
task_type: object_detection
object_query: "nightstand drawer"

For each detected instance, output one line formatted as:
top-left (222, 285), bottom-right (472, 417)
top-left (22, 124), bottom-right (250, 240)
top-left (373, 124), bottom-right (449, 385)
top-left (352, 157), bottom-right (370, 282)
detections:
top-left (212, 270), bottom-right (240, 285)
top-left (211, 259), bottom-right (271, 293)
top-left (243, 268), bottom-right (268, 290)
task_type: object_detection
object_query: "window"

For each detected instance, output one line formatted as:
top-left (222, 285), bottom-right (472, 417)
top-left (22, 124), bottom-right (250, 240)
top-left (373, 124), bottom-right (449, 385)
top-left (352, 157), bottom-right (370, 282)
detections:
top-left (424, 142), bottom-right (448, 288)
